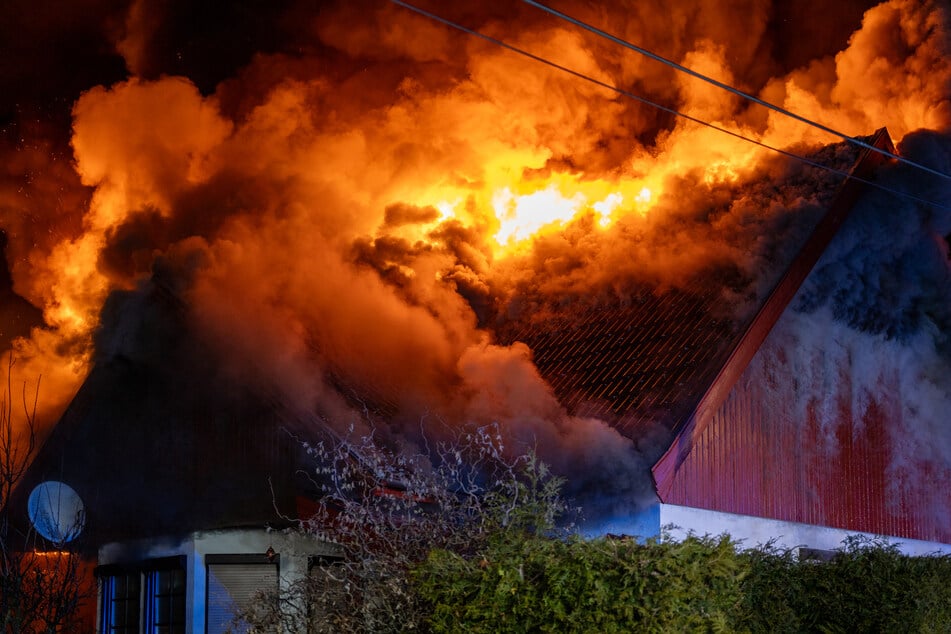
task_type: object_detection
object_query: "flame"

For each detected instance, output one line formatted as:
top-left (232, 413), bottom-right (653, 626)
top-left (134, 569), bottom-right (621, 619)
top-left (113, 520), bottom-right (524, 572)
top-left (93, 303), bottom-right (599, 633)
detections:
top-left (421, 175), bottom-right (663, 256)
top-left (488, 177), bottom-right (663, 249)
top-left (435, 200), bottom-right (459, 221)
top-left (493, 185), bottom-right (584, 244)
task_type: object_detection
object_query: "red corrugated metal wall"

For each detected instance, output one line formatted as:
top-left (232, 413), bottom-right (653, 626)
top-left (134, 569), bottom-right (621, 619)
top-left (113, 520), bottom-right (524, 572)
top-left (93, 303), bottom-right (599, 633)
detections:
top-left (662, 311), bottom-right (951, 544)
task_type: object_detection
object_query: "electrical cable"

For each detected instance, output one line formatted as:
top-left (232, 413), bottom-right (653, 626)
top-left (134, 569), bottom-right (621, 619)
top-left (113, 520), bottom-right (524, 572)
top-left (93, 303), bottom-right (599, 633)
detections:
top-left (389, 0), bottom-right (950, 210)
top-left (521, 0), bottom-right (951, 182)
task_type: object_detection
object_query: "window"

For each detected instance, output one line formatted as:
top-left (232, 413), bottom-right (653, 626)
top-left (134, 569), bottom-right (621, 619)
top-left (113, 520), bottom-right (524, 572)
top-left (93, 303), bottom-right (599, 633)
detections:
top-left (97, 557), bottom-right (186, 634)
top-left (206, 554), bottom-right (279, 634)
top-left (101, 572), bottom-right (140, 634)
top-left (145, 568), bottom-right (186, 634)
top-left (304, 556), bottom-right (345, 633)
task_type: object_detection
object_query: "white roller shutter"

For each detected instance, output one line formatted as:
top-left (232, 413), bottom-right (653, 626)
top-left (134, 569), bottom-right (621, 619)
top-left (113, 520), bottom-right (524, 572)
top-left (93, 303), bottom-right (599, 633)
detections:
top-left (206, 561), bottom-right (278, 634)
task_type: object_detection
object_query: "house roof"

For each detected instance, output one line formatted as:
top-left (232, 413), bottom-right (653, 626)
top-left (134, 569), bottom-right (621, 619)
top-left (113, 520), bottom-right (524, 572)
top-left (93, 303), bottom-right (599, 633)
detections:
top-left (496, 277), bottom-right (736, 440)
top-left (494, 129), bottom-right (896, 480)
top-left (8, 283), bottom-right (309, 550)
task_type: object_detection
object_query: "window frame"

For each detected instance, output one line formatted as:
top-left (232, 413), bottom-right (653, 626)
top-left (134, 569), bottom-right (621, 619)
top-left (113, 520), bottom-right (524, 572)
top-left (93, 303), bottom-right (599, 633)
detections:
top-left (96, 556), bottom-right (187, 634)
top-left (99, 569), bottom-right (141, 634)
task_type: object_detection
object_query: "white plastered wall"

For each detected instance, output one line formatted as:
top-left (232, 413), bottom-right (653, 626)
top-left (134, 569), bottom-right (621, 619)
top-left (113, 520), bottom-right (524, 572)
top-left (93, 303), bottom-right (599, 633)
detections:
top-left (98, 528), bottom-right (339, 634)
top-left (659, 504), bottom-right (951, 556)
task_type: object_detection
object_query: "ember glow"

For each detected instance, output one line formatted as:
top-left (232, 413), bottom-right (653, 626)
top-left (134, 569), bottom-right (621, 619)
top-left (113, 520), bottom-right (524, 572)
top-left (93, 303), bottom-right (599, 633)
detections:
top-left (1, 0), bottom-right (949, 517)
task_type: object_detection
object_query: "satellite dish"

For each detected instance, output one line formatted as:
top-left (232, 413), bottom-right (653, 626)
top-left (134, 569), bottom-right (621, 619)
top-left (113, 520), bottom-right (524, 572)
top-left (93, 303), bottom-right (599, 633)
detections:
top-left (27, 481), bottom-right (85, 543)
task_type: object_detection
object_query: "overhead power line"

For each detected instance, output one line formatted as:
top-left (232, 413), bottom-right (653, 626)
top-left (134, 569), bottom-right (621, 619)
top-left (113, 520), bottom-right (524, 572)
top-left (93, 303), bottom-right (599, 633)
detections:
top-left (520, 0), bottom-right (951, 183)
top-left (388, 0), bottom-right (950, 210)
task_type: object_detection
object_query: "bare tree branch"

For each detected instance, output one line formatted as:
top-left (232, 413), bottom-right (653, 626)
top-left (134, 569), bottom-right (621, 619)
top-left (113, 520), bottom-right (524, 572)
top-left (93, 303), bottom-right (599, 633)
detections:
top-left (0, 353), bottom-right (89, 634)
top-left (236, 416), bottom-right (570, 634)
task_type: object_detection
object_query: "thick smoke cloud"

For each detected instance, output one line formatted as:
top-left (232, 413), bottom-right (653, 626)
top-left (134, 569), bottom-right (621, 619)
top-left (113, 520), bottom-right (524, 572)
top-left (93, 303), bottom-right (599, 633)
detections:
top-left (798, 130), bottom-right (951, 342)
top-left (748, 305), bottom-right (951, 537)
top-left (1, 0), bottom-right (949, 520)
top-left (762, 0), bottom-right (951, 144)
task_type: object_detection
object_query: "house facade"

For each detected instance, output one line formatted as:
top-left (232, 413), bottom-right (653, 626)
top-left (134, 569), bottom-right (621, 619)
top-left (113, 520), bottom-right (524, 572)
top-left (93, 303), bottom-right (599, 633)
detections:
top-left (95, 528), bottom-right (337, 634)
top-left (9, 283), bottom-right (339, 633)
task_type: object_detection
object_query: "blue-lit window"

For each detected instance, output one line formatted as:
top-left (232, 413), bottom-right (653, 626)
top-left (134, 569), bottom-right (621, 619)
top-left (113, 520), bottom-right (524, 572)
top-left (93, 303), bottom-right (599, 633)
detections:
top-left (97, 557), bottom-right (186, 634)
top-left (101, 572), bottom-right (140, 634)
top-left (145, 568), bottom-right (186, 634)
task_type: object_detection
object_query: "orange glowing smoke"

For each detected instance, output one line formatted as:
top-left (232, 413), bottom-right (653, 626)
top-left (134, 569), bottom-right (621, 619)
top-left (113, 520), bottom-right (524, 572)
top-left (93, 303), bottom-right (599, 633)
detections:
top-left (1, 0), bottom-right (948, 440)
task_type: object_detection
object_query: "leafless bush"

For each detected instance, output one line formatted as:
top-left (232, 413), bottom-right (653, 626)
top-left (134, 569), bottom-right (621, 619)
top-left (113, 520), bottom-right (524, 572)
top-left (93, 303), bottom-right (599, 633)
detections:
top-left (236, 422), bottom-right (570, 633)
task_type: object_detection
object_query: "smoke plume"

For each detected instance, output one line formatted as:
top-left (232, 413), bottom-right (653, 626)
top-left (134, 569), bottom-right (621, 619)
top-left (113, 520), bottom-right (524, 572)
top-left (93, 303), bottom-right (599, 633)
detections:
top-left (1, 0), bottom-right (949, 521)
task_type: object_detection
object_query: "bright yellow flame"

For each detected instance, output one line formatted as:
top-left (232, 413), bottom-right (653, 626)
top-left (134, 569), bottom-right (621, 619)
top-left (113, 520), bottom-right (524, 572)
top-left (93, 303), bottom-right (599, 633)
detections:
top-left (592, 192), bottom-right (623, 227)
top-left (487, 176), bottom-right (662, 250)
top-left (493, 185), bottom-right (586, 244)
top-left (388, 170), bottom-right (666, 257)
top-left (435, 200), bottom-right (459, 221)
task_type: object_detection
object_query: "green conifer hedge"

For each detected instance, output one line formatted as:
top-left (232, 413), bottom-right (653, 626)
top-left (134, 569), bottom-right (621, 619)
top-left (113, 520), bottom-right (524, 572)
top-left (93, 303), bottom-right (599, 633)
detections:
top-left (415, 533), bottom-right (951, 633)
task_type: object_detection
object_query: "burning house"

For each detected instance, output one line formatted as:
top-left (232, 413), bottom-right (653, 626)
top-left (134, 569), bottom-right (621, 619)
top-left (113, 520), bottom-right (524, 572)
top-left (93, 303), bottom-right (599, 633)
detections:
top-left (496, 127), bottom-right (951, 551)
top-left (2, 0), bottom-right (951, 632)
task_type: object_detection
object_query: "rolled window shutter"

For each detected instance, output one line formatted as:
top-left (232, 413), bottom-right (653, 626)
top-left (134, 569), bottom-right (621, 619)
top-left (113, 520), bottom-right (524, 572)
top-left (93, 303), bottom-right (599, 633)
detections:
top-left (206, 563), bottom-right (277, 634)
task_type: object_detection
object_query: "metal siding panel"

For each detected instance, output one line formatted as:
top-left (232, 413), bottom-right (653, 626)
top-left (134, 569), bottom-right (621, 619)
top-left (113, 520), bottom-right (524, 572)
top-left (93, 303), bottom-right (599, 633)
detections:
top-left (663, 306), bottom-right (950, 544)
